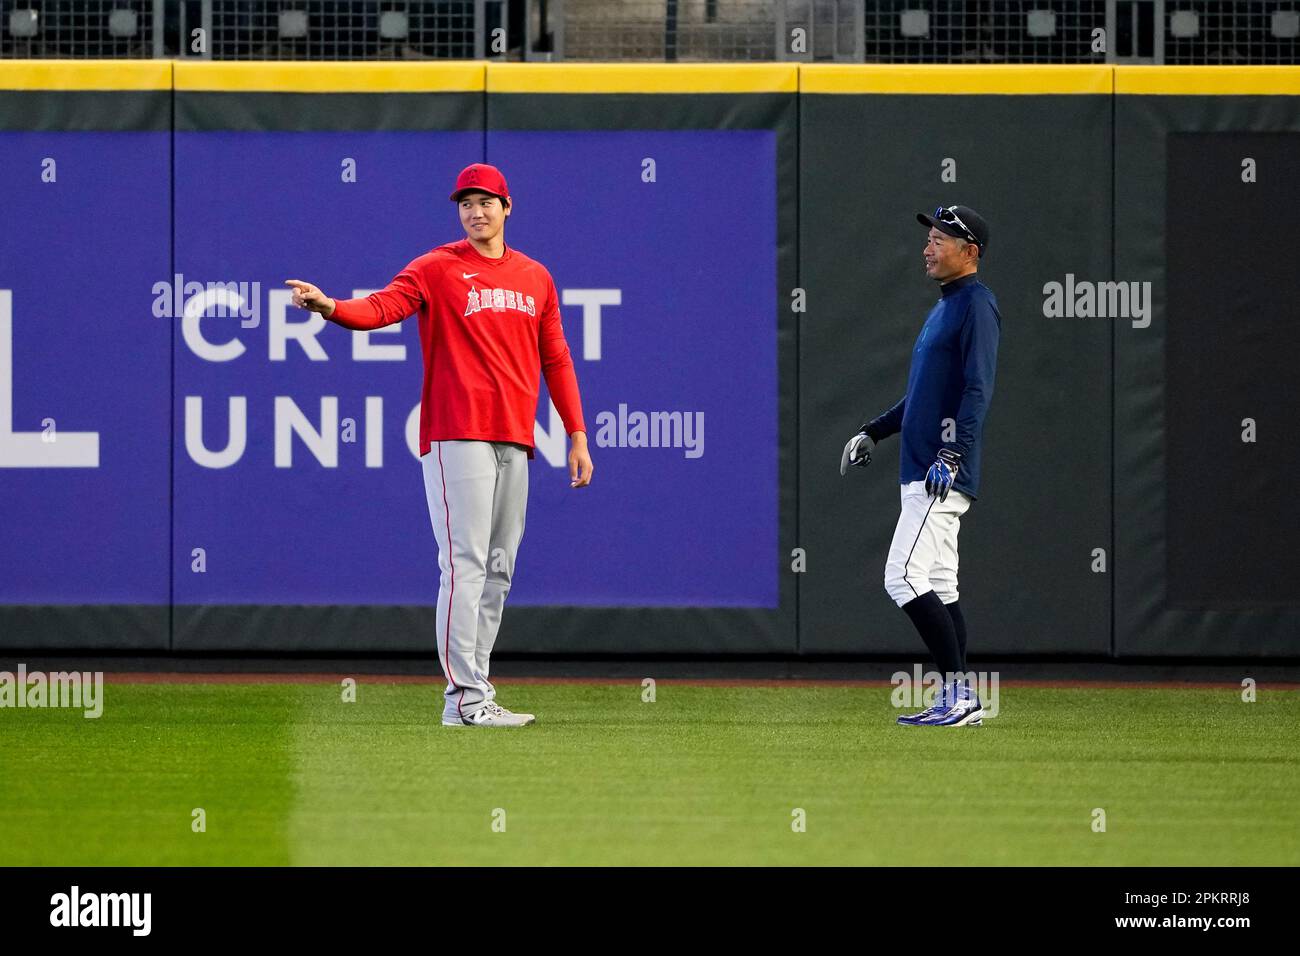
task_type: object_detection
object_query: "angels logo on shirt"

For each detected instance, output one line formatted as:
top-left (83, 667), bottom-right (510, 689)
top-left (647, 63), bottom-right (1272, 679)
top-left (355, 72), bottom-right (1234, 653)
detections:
top-left (465, 287), bottom-right (536, 318)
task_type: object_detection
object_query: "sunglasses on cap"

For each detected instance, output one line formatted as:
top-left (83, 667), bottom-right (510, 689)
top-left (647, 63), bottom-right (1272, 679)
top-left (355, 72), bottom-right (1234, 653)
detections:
top-left (933, 206), bottom-right (979, 245)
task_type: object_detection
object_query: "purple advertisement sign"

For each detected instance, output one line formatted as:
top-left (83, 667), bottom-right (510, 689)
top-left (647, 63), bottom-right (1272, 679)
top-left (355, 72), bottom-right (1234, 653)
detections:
top-left (0, 132), bottom-right (171, 604)
top-left (3, 128), bottom-right (777, 610)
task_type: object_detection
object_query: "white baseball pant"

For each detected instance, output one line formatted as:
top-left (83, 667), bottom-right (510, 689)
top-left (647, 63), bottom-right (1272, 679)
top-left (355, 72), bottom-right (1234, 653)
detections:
top-left (884, 479), bottom-right (971, 607)
top-left (421, 439), bottom-right (529, 722)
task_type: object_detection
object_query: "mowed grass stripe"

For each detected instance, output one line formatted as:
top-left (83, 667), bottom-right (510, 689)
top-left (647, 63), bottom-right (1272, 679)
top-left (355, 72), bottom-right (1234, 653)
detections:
top-left (0, 683), bottom-right (1295, 866)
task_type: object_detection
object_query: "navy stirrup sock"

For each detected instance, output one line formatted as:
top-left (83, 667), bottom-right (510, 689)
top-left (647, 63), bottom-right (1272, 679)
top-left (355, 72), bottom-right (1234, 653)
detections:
top-left (901, 591), bottom-right (963, 680)
top-left (946, 600), bottom-right (969, 673)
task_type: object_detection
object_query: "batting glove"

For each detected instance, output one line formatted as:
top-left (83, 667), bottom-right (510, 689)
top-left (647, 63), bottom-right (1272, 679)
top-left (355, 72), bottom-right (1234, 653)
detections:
top-left (924, 448), bottom-right (962, 502)
top-left (839, 432), bottom-right (875, 476)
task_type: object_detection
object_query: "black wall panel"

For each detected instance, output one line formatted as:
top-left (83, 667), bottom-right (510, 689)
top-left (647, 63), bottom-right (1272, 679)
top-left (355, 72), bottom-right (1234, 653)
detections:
top-left (798, 93), bottom-right (1112, 656)
top-left (1114, 95), bottom-right (1300, 657)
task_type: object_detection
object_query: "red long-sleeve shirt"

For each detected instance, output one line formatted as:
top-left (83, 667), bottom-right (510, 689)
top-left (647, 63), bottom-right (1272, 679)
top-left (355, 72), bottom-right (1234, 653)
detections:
top-left (327, 239), bottom-right (586, 459)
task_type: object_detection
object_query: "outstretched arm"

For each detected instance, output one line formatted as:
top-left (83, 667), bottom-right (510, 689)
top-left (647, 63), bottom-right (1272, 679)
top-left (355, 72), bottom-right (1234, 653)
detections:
top-left (287, 259), bottom-right (427, 332)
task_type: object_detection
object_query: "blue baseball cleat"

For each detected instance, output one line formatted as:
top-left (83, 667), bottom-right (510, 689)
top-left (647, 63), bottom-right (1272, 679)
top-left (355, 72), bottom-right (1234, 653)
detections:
top-left (896, 681), bottom-right (956, 725)
top-left (923, 682), bottom-right (984, 727)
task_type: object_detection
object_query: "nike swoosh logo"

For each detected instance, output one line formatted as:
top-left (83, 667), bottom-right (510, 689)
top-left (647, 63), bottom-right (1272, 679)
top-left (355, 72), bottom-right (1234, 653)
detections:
top-left (463, 272), bottom-right (479, 279)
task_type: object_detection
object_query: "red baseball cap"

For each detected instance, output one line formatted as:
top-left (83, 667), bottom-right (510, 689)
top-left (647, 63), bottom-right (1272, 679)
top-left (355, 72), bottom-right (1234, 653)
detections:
top-left (449, 163), bottom-right (509, 202)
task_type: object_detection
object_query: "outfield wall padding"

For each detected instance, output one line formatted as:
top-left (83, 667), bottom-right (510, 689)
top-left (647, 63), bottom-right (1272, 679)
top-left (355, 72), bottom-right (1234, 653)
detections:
top-left (2, 63), bottom-right (1299, 659)
top-left (1114, 91), bottom-right (1300, 658)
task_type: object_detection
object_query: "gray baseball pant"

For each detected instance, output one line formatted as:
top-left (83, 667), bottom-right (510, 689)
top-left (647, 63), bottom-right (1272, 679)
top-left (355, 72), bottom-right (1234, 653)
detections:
top-left (421, 439), bottom-right (529, 722)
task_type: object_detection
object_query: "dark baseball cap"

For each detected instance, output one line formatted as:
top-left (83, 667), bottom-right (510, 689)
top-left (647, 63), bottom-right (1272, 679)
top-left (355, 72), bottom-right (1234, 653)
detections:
top-left (917, 205), bottom-right (989, 255)
top-left (450, 163), bottom-right (510, 202)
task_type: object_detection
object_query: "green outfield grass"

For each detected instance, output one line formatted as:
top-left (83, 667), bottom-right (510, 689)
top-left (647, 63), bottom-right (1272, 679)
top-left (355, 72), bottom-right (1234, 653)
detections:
top-left (1, 680), bottom-right (1297, 866)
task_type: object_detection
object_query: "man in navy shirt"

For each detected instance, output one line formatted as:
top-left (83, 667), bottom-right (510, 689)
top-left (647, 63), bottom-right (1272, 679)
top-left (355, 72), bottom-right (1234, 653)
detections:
top-left (840, 205), bottom-right (1002, 728)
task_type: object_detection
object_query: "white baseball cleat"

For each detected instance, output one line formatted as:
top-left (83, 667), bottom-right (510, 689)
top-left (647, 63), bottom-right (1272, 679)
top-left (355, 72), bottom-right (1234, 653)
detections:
top-left (443, 701), bottom-right (535, 727)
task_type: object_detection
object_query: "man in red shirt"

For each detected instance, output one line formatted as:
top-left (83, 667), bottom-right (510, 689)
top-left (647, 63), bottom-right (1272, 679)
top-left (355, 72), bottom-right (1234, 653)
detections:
top-left (286, 162), bottom-right (592, 728)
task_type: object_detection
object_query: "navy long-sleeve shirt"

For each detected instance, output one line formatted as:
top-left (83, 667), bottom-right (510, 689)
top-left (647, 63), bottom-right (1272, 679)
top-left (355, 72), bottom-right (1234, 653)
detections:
top-left (863, 273), bottom-right (1002, 500)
